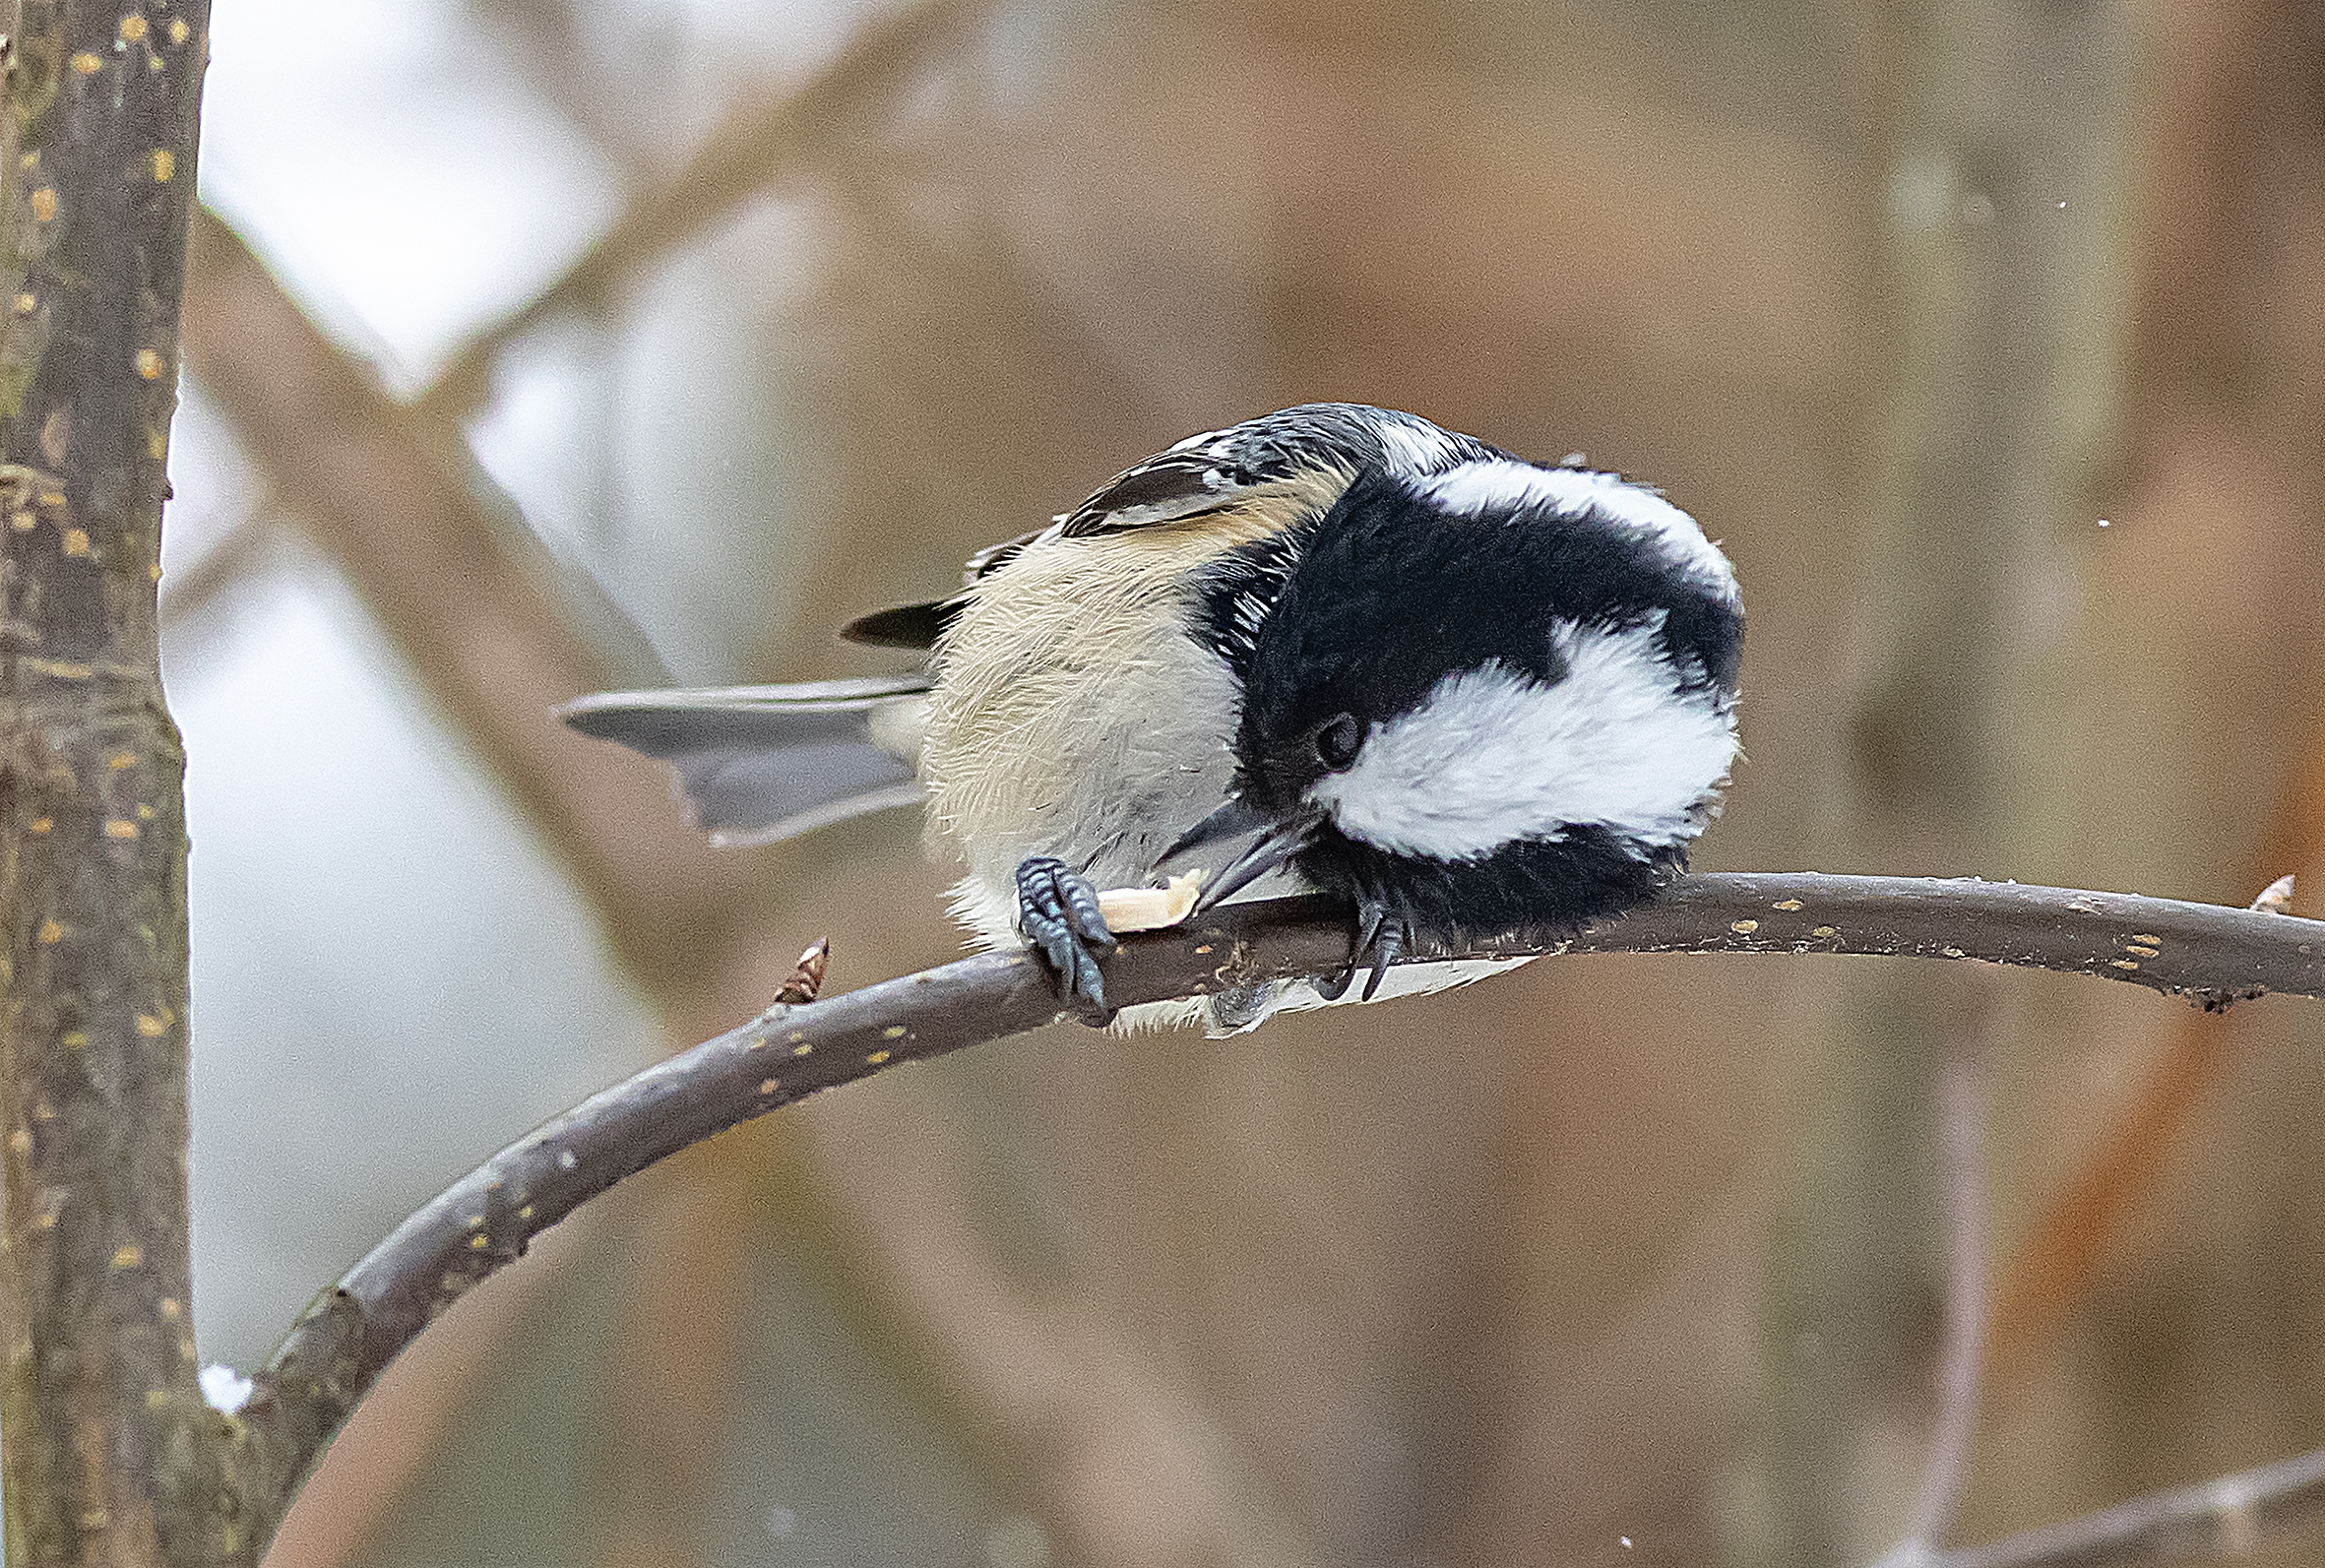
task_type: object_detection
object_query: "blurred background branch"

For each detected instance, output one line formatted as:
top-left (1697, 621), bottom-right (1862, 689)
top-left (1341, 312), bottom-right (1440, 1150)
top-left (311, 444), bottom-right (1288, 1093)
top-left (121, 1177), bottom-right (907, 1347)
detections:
top-left (413, 0), bottom-right (994, 427)
top-left (1985, 0), bottom-right (2325, 1371)
top-left (1938, 1445), bottom-right (2325, 1568)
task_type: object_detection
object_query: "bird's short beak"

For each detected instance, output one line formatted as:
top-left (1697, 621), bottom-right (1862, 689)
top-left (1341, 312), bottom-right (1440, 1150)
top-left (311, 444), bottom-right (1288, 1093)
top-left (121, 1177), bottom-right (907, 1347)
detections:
top-left (1158, 793), bottom-right (1316, 912)
top-left (1158, 793), bottom-right (1276, 866)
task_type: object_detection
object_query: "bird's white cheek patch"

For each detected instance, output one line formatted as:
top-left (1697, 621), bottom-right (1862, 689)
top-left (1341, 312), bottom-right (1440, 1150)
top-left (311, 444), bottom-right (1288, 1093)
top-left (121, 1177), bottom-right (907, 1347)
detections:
top-left (1310, 623), bottom-right (1738, 860)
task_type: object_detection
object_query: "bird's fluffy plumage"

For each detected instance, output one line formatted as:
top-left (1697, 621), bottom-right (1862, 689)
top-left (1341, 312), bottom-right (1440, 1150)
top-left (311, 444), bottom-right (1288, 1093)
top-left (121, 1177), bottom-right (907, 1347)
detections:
top-left (1313, 622), bottom-right (1736, 859)
top-left (563, 404), bottom-right (1743, 1035)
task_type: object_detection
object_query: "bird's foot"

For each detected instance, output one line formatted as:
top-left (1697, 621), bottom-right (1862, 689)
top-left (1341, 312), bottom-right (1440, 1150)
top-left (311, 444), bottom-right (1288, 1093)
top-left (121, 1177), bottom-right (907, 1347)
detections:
top-left (1016, 856), bottom-right (1116, 1020)
top-left (1311, 898), bottom-right (1406, 1003)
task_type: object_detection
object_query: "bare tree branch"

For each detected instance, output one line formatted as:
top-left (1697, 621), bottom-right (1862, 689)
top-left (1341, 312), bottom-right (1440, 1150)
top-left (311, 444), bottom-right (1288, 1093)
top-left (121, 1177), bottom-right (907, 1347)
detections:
top-left (252, 1205), bottom-right (603, 1568)
top-left (233, 870), bottom-right (2325, 1516)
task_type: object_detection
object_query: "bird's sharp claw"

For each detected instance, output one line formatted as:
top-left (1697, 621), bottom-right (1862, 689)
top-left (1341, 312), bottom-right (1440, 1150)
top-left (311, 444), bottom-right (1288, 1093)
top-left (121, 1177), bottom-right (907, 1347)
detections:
top-left (1360, 919), bottom-right (1403, 1002)
top-left (1311, 900), bottom-right (1404, 1004)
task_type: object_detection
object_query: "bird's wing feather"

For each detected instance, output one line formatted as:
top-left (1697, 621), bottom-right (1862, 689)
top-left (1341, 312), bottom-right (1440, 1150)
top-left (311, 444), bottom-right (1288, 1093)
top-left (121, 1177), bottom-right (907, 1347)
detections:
top-left (840, 405), bottom-right (1494, 650)
top-left (1057, 403), bottom-right (1497, 538)
top-left (558, 675), bottom-right (928, 846)
top-left (838, 600), bottom-right (955, 649)
top-left (836, 530), bottom-right (1049, 650)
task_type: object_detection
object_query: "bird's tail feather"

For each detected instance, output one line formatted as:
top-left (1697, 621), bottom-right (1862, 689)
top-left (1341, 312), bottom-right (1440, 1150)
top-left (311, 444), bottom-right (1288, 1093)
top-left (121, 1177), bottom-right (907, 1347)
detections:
top-left (558, 675), bottom-right (929, 847)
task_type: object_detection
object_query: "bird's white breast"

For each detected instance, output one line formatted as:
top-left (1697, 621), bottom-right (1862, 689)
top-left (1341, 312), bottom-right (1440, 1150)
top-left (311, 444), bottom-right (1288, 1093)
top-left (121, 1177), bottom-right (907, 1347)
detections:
top-left (918, 496), bottom-right (1330, 948)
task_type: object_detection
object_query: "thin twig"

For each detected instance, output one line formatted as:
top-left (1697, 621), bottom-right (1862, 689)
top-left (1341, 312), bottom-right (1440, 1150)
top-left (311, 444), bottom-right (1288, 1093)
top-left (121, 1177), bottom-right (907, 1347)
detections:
top-left (1937, 1446), bottom-right (2325, 1568)
top-left (234, 871), bottom-right (2325, 1514)
top-left (1920, 1021), bottom-right (1992, 1539)
top-left (1874, 1016), bottom-right (1994, 1568)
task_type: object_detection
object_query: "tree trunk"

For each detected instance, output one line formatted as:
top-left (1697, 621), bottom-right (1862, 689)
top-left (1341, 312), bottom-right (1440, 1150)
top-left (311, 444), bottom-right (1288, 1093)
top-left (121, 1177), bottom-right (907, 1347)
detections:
top-left (0, 1), bottom-right (230, 1563)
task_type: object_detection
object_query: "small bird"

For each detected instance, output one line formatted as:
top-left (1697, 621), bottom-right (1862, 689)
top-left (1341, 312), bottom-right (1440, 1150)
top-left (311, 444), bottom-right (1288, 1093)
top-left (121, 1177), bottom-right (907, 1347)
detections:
top-left (561, 404), bottom-right (1742, 1034)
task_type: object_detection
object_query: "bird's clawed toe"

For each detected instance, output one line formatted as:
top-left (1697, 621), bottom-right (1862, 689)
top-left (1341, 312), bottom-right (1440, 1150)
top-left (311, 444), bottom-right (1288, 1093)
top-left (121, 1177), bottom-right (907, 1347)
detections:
top-left (1016, 856), bottom-right (1116, 1019)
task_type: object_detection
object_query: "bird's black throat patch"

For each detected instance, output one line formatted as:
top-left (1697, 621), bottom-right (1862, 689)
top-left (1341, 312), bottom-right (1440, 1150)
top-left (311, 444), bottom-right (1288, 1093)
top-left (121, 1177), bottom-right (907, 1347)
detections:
top-left (1296, 823), bottom-right (1682, 948)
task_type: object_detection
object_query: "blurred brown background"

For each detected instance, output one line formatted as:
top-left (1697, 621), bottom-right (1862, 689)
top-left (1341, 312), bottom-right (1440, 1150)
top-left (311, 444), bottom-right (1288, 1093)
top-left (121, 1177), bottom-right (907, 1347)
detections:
top-left (158, 1), bottom-right (2325, 1565)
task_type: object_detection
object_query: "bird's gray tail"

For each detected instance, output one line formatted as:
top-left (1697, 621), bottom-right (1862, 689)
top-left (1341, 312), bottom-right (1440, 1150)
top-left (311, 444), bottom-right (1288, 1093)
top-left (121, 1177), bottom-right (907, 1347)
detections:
top-left (558, 674), bottom-right (930, 847)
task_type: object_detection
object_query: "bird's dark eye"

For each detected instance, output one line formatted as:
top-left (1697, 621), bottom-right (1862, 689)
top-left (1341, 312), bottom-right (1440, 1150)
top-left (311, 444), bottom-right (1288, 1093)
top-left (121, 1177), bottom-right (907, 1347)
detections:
top-left (1314, 713), bottom-right (1363, 772)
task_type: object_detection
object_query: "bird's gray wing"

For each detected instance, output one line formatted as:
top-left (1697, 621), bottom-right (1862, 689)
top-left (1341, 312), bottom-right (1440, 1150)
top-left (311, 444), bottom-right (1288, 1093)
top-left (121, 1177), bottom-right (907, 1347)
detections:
top-left (558, 674), bottom-right (928, 847)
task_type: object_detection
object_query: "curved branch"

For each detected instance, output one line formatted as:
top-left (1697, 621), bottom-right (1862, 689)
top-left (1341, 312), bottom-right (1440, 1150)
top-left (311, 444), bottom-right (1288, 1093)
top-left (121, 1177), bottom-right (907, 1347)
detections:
top-left (235, 870), bottom-right (2325, 1522)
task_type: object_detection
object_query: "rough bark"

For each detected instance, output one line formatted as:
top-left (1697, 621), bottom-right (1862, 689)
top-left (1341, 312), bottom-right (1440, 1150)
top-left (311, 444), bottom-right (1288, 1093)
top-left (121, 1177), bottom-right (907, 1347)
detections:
top-left (0, 1), bottom-right (242, 1564)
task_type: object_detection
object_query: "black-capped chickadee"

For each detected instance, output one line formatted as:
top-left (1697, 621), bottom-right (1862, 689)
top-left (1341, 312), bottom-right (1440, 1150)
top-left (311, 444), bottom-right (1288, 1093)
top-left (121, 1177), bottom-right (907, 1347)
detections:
top-left (562, 404), bottom-right (1742, 1034)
